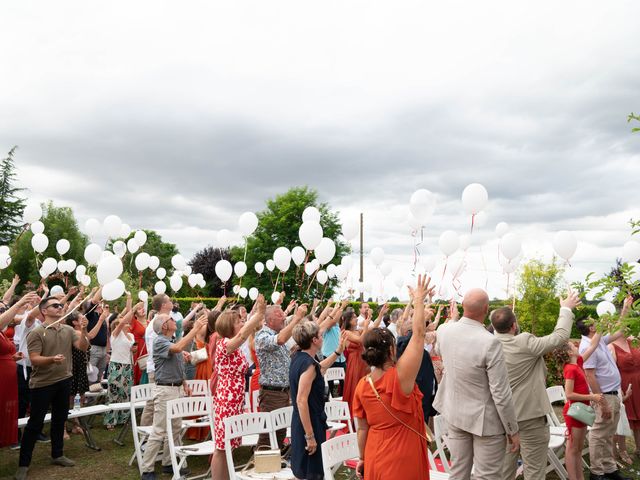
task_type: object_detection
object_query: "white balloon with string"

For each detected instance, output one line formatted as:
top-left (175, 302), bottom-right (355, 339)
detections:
top-left (103, 215), bottom-right (122, 239)
top-left (266, 260), bottom-right (275, 272)
top-left (85, 218), bottom-right (101, 238)
top-left (249, 287), bottom-right (259, 301)
top-left (326, 264), bottom-right (337, 278)
top-left (461, 183), bottom-right (488, 215)
top-left (495, 222), bottom-right (509, 238)
top-left (239, 287), bottom-right (248, 299)
top-left (138, 291), bottom-right (149, 302)
top-left (370, 247), bottom-right (385, 266)
top-left (113, 241), bottom-right (127, 258)
top-left (596, 301), bottom-right (616, 317)
top-left (238, 212), bottom-right (259, 236)
top-left (553, 231), bottom-right (578, 261)
top-left (342, 217), bottom-right (359, 241)
top-left (66, 259), bottom-right (77, 273)
top-left (254, 262), bottom-right (265, 274)
top-left (273, 247), bottom-right (292, 272)
top-left (80, 275), bottom-right (91, 287)
top-left (409, 189), bottom-right (436, 224)
top-left (500, 233), bottom-right (522, 260)
top-left (148, 256), bottom-right (160, 270)
top-left (316, 270), bottom-right (328, 284)
top-left (156, 268), bottom-right (167, 280)
top-left (234, 261), bottom-right (247, 278)
top-left (97, 255), bottom-right (123, 285)
top-left (169, 275), bottom-right (183, 292)
top-left (42, 257), bottom-right (57, 276)
top-left (135, 252), bottom-right (150, 271)
top-left (217, 229), bottom-right (232, 248)
top-left (315, 238), bottom-right (336, 265)
top-left (84, 243), bottom-right (102, 266)
top-left (439, 231), bottom-right (459, 257)
top-left (103, 279), bottom-right (126, 301)
top-left (291, 246), bottom-right (306, 266)
top-left (271, 292), bottom-right (281, 304)
top-left (379, 263), bottom-right (392, 277)
top-left (215, 260), bottom-right (233, 282)
top-left (154, 281), bottom-right (166, 294)
top-left (299, 222), bottom-right (323, 250)
top-left (127, 238), bottom-right (139, 254)
top-left (31, 233), bottom-right (48, 253)
top-left (134, 230), bottom-right (147, 247)
top-left (31, 221), bottom-right (45, 235)
top-left (120, 223), bottom-right (132, 239)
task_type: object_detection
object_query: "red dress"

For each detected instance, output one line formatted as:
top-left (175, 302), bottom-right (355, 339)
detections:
top-left (213, 337), bottom-right (248, 450)
top-left (0, 331), bottom-right (18, 447)
top-left (249, 344), bottom-right (260, 411)
top-left (130, 316), bottom-right (147, 385)
top-left (342, 341), bottom-right (370, 417)
top-left (563, 356), bottom-right (590, 430)
top-left (613, 342), bottom-right (640, 429)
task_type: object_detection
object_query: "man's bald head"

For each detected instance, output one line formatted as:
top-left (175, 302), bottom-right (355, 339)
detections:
top-left (462, 288), bottom-right (489, 322)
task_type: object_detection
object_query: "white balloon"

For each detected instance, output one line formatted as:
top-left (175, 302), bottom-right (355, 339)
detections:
top-left (113, 240), bottom-right (127, 258)
top-left (474, 210), bottom-right (488, 227)
top-left (138, 290), bottom-right (149, 302)
top-left (135, 252), bottom-right (150, 271)
top-left (622, 240), bottom-right (640, 263)
top-left (503, 260), bottom-right (518, 274)
top-left (379, 263), bottom-right (392, 277)
top-left (407, 213), bottom-right (423, 231)
top-left (317, 270), bottom-right (328, 284)
top-left (217, 229), bottom-right (232, 248)
top-left (103, 279), bottom-right (126, 301)
top-left (234, 261), bottom-right (248, 278)
top-left (154, 281), bottom-right (167, 294)
top-left (315, 238), bottom-right (336, 265)
top-left (393, 274), bottom-right (404, 288)
top-left (215, 260), bottom-right (233, 282)
top-left (457, 234), bottom-right (470, 251)
top-left (298, 222), bottom-right (323, 250)
top-left (31, 233), bottom-right (49, 253)
top-left (0, 245), bottom-right (9, 255)
top-left (596, 301), bottom-right (616, 317)
top-left (501, 233), bottom-right (522, 260)
top-left (67, 259), bottom-right (77, 272)
top-left (238, 212), bottom-right (259, 236)
top-left (30, 221), bottom-right (45, 235)
top-left (341, 256), bottom-right (354, 271)
top-left (57, 260), bottom-right (66, 273)
top-left (334, 265), bottom-right (347, 280)
top-left (266, 259), bottom-right (275, 272)
top-left (195, 273), bottom-right (204, 282)
top-left (273, 247), bottom-right (292, 272)
top-left (438, 231), bottom-right (459, 256)
top-left (169, 275), bottom-right (183, 292)
top-left (495, 222), bottom-right (509, 238)
top-left (233, 285), bottom-right (241, 294)
top-left (370, 247), bottom-right (385, 266)
top-left (553, 231), bottom-right (578, 261)
top-left (54, 239), bottom-right (70, 256)
top-left (342, 217), bottom-right (359, 241)
top-left (49, 285), bottom-right (64, 296)
top-left (76, 265), bottom-right (87, 277)
top-left (291, 246), bottom-right (306, 266)
top-left (249, 287), bottom-right (259, 301)
top-left (119, 223), bottom-right (132, 239)
top-left (148, 256), bottom-right (160, 270)
top-left (271, 291), bottom-right (281, 304)
top-left (409, 189), bottom-right (436, 223)
top-left (23, 202), bottom-right (43, 224)
top-left (629, 263), bottom-right (640, 284)
top-left (156, 267), bottom-right (167, 280)
top-left (97, 255), bottom-right (123, 285)
top-left (85, 218), bottom-right (101, 237)
top-left (188, 274), bottom-right (198, 288)
top-left (0, 253), bottom-right (12, 269)
top-left (171, 254), bottom-right (187, 271)
top-left (80, 275), bottom-right (91, 287)
top-left (254, 262), bottom-right (265, 274)
top-left (302, 206), bottom-right (321, 223)
top-left (239, 287), bottom-right (248, 299)
top-left (461, 183), bottom-right (489, 215)
top-left (127, 238), bottom-right (140, 254)
top-left (42, 257), bottom-right (58, 276)
top-left (134, 230), bottom-right (147, 247)
top-left (326, 264), bottom-right (337, 278)
top-left (103, 215), bottom-right (123, 238)
top-left (84, 245), bottom-right (103, 269)
top-left (304, 262), bottom-right (316, 276)
top-left (101, 250), bottom-right (114, 260)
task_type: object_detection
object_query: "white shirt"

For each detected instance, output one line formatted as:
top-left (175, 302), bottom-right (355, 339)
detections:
top-left (579, 334), bottom-right (621, 393)
top-left (357, 315), bottom-right (372, 331)
top-left (15, 312), bottom-right (40, 369)
top-left (145, 317), bottom-right (158, 373)
top-left (110, 331), bottom-right (134, 364)
top-left (387, 323), bottom-right (398, 338)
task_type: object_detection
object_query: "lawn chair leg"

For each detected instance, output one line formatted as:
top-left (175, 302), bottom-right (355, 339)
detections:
top-left (113, 418), bottom-right (130, 446)
top-left (78, 416), bottom-right (101, 451)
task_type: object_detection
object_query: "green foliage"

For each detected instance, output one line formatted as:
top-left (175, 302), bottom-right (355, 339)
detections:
top-left (229, 186), bottom-right (350, 302)
top-left (3, 202), bottom-right (88, 288)
top-left (629, 112), bottom-right (640, 133)
top-left (515, 258), bottom-right (565, 336)
top-left (0, 146), bottom-right (26, 245)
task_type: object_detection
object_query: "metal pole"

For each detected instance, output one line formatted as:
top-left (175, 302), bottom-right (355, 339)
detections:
top-left (359, 212), bottom-right (364, 302)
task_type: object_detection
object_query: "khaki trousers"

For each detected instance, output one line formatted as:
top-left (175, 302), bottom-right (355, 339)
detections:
top-left (589, 393), bottom-right (620, 475)
top-left (447, 423), bottom-right (507, 480)
top-left (256, 389), bottom-right (290, 449)
top-left (140, 385), bottom-right (185, 473)
top-left (501, 416), bottom-right (549, 480)
top-left (140, 372), bottom-right (155, 427)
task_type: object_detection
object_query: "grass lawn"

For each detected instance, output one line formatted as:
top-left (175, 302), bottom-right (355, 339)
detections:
top-left (2, 420), bottom-right (640, 480)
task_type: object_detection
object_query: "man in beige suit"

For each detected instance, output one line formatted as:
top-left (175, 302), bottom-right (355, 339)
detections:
top-left (434, 288), bottom-right (520, 480)
top-left (491, 290), bottom-right (581, 480)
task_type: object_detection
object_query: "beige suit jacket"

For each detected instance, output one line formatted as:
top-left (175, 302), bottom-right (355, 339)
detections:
top-left (434, 317), bottom-right (518, 436)
top-left (495, 307), bottom-right (574, 422)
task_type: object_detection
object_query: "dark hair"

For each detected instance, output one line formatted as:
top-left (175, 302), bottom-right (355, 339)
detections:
top-left (206, 310), bottom-right (221, 344)
top-left (552, 342), bottom-right (573, 368)
top-left (490, 307), bottom-right (516, 334)
top-left (361, 328), bottom-right (396, 368)
top-left (340, 308), bottom-right (356, 331)
top-left (382, 314), bottom-right (391, 327)
top-left (575, 319), bottom-right (591, 337)
top-left (65, 311), bottom-right (80, 327)
top-left (39, 297), bottom-right (57, 312)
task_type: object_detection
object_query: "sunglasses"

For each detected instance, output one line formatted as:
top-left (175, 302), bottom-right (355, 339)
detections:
top-left (47, 303), bottom-right (64, 309)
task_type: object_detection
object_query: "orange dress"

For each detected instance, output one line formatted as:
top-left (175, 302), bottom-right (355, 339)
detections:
top-left (353, 367), bottom-right (429, 480)
top-left (186, 338), bottom-right (213, 441)
top-left (249, 344), bottom-right (260, 412)
top-left (342, 342), bottom-right (369, 416)
top-left (130, 316), bottom-right (147, 385)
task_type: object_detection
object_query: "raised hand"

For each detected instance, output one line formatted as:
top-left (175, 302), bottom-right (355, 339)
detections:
top-left (295, 303), bottom-right (309, 319)
top-left (449, 299), bottom-right (460, 321)
top-left (559, 289), bottom-right (581, 310)
top-left (410, 274), bottom-right (432, 305)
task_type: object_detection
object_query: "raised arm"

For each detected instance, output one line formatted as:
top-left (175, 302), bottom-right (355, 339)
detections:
top-left (88, 306), bottom-right (109, 340)
top-left (296, 364), bottom-right (319, 455)
top-left (182, 302), bottom-right (203, 323)
top-left (371, 303), bottom-right (389, 329)
top-left (527, 290), bottom-right (580, 356)
top-left (276, 304), bottom-right (307, 345)
top-left (213, 295), bottom-right (227, 312)
top-left (225, 295), bottom-right (266, 354)
top-left (318, 300), bottom-right (348, 335)
top-left (319, 331), bottom-right (347, 373)
top-left (2, 275), bottom-right (20, 304)
top-left (73, 315), bottom-right (90, 351)
top-left (169, 314), bottom-right (207, 353)
top-left (583, 333), bottom-right (602, 363)
top-left (0, 292), bottom-right (40, 330)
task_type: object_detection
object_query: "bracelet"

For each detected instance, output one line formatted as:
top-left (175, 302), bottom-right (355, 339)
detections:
top-left (334, 350), bottom-right (342, 357)
top-left (304, 433), bottom-right (314, 440)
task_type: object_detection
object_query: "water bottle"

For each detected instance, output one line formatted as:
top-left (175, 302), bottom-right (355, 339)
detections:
top-left (74, 393), bottom-right (81, 411)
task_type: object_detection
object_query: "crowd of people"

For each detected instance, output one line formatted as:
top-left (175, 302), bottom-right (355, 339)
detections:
top-left (1, 273), bottom-right (639, 480)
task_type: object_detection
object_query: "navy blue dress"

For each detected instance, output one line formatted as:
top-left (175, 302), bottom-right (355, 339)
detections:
top-left (289, 351), bottom-right (327, 480)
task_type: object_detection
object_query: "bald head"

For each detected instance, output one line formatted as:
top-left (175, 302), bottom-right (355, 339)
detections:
top-left (462, 288), bottom-right (489, 322)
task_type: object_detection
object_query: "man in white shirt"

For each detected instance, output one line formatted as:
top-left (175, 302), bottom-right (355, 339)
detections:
top-left (386, 308), bottom-right (402, 338)
top-left (355, 302), bottom-right (371, 330)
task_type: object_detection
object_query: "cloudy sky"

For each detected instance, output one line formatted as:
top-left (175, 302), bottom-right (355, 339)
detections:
top-left (2, 1), bottom-right (639, 300)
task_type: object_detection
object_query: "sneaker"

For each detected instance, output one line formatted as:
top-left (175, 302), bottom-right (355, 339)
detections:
top-left (9, 443), bottom-right (20, 451)
top-left (51, 456), bottom-right (76, 467)
top-left (36, 433), bottom-right (50, 443)
top-left (14, 467), bottom-right (28, 480)
top-left (161, 465), bottom-right (190, 475)
top-left (141, 473), bottom-right (156, 480)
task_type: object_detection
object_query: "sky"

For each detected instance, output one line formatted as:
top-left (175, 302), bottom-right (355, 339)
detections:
top-left (1, 1), bottom-right (639, 300)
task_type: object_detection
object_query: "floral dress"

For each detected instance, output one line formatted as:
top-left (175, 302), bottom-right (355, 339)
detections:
top-left (214, 336), bottom-right (249, 450)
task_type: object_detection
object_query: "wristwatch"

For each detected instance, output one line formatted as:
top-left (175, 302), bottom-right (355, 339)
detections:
top-left (304, 433), bottom-right (314, 440)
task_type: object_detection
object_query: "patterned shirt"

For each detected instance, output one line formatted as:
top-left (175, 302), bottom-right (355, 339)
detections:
top-left (255, 325), bottom-right (290, 388)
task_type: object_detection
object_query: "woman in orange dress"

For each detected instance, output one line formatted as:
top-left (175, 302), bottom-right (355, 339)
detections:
top-left (129, 304), bottom-right (147, 385)
top-left (353, 275), bottom-right (433, 480)
top-left (248, 334), bottom-right (260, 411)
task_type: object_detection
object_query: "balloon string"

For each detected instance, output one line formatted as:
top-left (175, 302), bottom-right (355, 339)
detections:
top-left (273, 271), bottom-right (280, 293)
top-left (480, 244), bottom-right (489, 291)
top-left (305, 269), bottom-right (319, 295)
top-left (469, 214), bottom-right (476, 235)
top-left (439, 258), bottom-right (448, 296)
top-left (139, 271), bottom-right (143, 289)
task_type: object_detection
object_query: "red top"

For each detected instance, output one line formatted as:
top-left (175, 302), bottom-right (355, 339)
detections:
top-left (613, 342), bottom-right (640, 421)
top-left (564, 356), bottom-right (589, 404)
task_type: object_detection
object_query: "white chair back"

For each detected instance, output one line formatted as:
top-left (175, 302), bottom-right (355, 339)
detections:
top-left (321, 433), bottom-right (359, 480)
top-left (185, 379), bottom-right (210, 398)
top-left (546, 386), bottom-right (567, 427)
top-left (129, 383), bottom-right (155, 475)
top-left (224, 413), bottom-right (277, 480)
top-left (433, 414), bottom-right (451, 473)
top-left (270, 406), bottom-right (293, 433)
top-left (324, 367), bottom-right (345, 383)
top-left (324, 401), bottom-right (353, 433)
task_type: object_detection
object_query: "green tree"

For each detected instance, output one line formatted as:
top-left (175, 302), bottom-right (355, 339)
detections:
top-left (230, 186), bottom-right (350, 301)
top-left (515, 258), bottom-right (565, 336)
top-left (6, 202), bottom-right (89, 287)
top-left (0, 147), bottom-right (26, 245)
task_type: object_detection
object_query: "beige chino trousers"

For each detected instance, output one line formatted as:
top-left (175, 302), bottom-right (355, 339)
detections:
top-left (501, 416), bottom-right (549, 480)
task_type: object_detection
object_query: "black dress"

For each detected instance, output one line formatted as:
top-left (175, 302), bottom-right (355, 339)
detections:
top-left (289, 351), bottom-right (328, 480)
top-left (70, 346), bottom-right (89, 395)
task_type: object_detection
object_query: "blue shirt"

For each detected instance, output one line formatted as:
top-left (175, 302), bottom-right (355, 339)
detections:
top-left (321, 325), bottom-right (345, 363)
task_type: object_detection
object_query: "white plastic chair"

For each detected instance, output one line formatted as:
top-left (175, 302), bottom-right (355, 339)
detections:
top-left (546, 385), bottom-right (567, 427)
top-left (432, 414), bottom-right (451, 474)
top-left (324, 367), bottom-right (345, 400)
top-left (224, 413), bottom-right (277, 480)
top-left (270, 406), bottom-right (293, 442)
top-left (166, 396), bottom-right (215, 480)
top-left (129, 383), bottom-right (156, 474)
top-left (321, 433), bottom-right (359, 480)
top-left (181, 380), bottom-right (212, 431)
top-left (324, 400), bottom-right (354, 433)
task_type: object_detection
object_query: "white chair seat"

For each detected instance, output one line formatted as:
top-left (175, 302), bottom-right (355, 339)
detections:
top-left (175, 440), bottom-right (216, 456)
top-left (327, 421), bottom-right (346, 432)
top-left (241, 434), bottom-right (259, 446)
top-left (549, 426), bottom-right (565, 436)
top-left (548, 435), bottom-right (564, 449)
top-left (235, 468), bottom-right (294, 479)
top-left (429, 471), bottom-right (451, 480)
